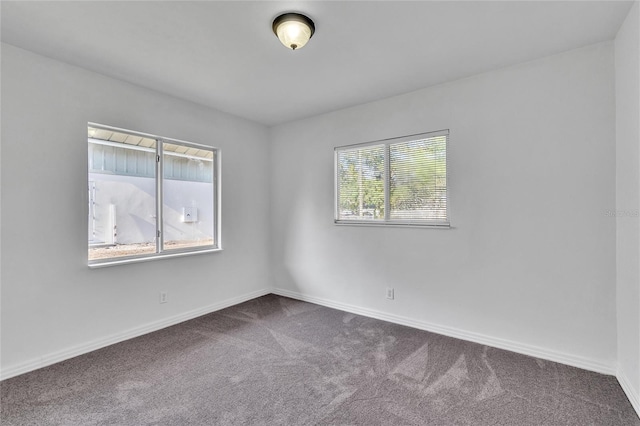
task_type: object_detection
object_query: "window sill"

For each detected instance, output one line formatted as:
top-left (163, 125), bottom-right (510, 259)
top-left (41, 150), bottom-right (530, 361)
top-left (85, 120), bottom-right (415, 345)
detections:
top-left (88, 247), bottom-right (222, 269)
top-left (334, 220), bottom-right (451, 229)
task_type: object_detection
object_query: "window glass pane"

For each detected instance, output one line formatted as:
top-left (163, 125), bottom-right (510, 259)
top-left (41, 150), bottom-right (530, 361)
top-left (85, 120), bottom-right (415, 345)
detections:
top-left (389, 136), bottom-right (447, 221)
top-left (337, 144), bottom-right (385, 220)
top-left (88, 127), bottom-right (157, 260)
top-left (162, 142), bottom-right (215, 251)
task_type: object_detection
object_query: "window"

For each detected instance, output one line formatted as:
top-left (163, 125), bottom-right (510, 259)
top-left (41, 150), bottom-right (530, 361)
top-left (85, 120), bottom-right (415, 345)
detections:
top-left (335, 130), bottom-right (449, 227)
top-left (88, 123), bottom-right (220, 266)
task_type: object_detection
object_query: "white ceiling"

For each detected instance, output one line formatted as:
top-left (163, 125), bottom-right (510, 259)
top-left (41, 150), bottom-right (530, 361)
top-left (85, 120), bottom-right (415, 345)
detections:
top-left (1, 1), bottom-right (634, 126)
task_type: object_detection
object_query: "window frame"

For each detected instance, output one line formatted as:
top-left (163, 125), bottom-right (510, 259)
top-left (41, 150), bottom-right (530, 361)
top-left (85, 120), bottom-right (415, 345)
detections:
top-left (334, 129), bottom-right (450, 228)
top-left (88, 123), bottom-right (222, 268)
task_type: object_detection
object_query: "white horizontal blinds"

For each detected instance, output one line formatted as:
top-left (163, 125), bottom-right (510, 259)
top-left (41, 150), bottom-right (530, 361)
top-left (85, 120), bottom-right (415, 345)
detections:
top-left (337, 144), bottom-right (385, 220)
top-left (389, 135), bottom-right (447, 222)
top-left (335, 130), bottom-right (449, 226)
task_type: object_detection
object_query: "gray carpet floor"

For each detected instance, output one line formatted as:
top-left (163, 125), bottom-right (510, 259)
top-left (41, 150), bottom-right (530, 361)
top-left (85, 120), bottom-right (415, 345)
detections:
top-left (1, 294), bottom-right (638, 425)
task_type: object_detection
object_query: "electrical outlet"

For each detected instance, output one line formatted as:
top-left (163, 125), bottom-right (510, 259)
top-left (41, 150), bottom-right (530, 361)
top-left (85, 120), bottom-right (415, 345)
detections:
top-left (159, 291), bottom-right (168, 304)
top-left (386, 287), bottom-right (394, 300)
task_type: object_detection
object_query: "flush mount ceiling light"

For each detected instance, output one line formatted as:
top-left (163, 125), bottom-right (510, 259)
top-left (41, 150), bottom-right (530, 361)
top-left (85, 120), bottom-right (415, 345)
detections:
top-left (272, 13), bottom-right (315, 50)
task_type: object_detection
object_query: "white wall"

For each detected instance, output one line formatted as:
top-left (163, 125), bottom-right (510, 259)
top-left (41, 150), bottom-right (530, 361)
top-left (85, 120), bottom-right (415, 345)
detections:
top-left (269, 43), bottom-right (617, 372)
top-left (615, 1), bottom-right (640, 413)
top-left (0, 44), bottom-right (271, 377)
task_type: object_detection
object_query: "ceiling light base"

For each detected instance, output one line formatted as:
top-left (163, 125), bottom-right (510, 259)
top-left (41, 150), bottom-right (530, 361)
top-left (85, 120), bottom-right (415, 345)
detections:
top-left (272, 13), bottom-right (315, 51)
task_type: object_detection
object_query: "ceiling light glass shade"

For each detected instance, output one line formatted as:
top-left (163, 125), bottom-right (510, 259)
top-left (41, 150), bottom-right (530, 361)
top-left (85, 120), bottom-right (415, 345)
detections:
top-left (272, 13), bottom-right (315, 50)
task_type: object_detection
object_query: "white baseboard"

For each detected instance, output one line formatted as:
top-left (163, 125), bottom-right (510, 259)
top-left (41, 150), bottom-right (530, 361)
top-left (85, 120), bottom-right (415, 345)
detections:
top-left (617, 368), bottom-right (640, 418)
top-left (0, 288), bottom-right (271, 381)
top-left (2, 286), bottom-right (624, 396)
top-left (272, 287), bottom-right (616, 376)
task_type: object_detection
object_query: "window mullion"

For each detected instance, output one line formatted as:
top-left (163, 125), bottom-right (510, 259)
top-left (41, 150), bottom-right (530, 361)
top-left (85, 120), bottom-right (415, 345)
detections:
top-left (384, 143), bottom-right (390, 221)
top-left (334, 149), bottom-right (339, 221)
top-left (156, 140), bottom-right (164, 253)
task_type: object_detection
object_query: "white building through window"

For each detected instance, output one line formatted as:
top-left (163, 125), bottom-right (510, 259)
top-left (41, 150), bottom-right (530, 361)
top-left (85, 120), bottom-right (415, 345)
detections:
top-left (88, 124), bottom-right (220, 265)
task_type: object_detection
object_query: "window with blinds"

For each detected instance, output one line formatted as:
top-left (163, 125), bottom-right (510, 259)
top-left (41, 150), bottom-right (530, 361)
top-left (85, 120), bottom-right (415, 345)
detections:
top-left (335, 130), bottom-right (449, 227)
